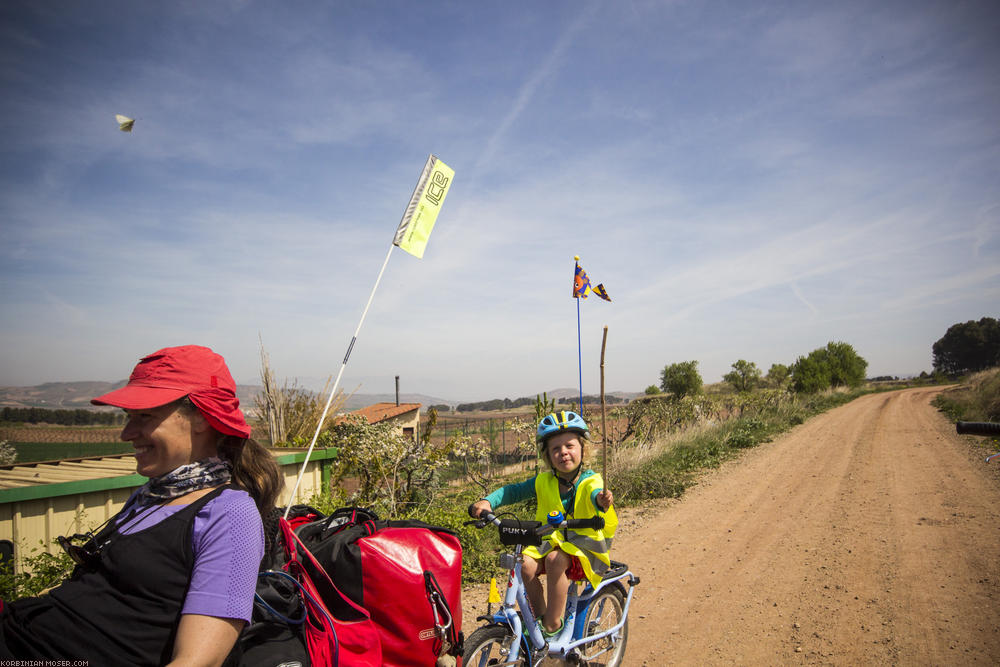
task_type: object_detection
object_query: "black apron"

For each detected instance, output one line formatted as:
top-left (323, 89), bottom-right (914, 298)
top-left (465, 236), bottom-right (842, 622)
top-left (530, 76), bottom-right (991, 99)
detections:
top-left (1, 486), bottom-right (229, 665)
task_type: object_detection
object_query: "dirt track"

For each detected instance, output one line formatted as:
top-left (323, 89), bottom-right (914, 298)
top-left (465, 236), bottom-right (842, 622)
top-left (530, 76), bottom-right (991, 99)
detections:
top-left (462, 387), bottom-right (1000, 665)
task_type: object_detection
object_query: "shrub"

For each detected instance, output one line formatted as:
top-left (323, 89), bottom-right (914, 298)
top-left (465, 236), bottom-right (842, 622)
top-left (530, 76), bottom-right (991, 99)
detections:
top-left (660, 361), bottom-right (703, 398)
top-left (0, 542), bottom-right (75, 601)
top-left (724, 360), bottom-right (762, 392)
top-left (933, 367), bottom-right (1000, 422)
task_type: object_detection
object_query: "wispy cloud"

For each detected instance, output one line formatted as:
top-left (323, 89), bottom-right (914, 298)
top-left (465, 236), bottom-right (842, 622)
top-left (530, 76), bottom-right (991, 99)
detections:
top-left (1, 1), bottom-right (998, 395)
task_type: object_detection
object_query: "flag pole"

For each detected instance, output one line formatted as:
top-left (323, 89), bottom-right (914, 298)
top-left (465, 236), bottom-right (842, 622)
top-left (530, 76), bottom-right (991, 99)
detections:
top-left (575, 256), bottom-right (584, 414)
top-left (283, 154), bottom-right (453, 518)
top-left (283, 245), bottom-right (394, 517)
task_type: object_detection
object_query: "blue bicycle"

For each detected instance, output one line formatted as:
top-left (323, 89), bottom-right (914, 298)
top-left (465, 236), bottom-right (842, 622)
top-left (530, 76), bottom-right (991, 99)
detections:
top-left (463, 511), bottom-right (638, 666)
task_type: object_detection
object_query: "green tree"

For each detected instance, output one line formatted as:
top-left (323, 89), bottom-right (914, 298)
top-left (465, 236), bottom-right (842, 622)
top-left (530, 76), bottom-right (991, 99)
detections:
top-left (766, 363), bottom-right (790, 388)
top-left (932, 317), bottom-right (1000, 375)
top-left (824, 341), bottom-right (868, 387)
top-left (723, 360), bottom-right (762, 392)
top-left (644, 385), bottom-right (661, 395)
top-left (790, 342), bottom-right (868, 392)
top-left (791, 351), bottom-right (832, 393)
top-left (660, 361), bottom-right (702, 398)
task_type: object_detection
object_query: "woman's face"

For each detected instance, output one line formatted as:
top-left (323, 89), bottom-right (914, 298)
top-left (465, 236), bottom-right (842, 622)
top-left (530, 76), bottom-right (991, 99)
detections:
top-left (545, 431), bottom-right (583, 474)
top-left (120, 401), bottom-right (217, 478)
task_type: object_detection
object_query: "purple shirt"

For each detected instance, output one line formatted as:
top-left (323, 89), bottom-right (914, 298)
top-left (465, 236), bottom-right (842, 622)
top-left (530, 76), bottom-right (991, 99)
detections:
top-left (117, 488), bottom-right (264, 623)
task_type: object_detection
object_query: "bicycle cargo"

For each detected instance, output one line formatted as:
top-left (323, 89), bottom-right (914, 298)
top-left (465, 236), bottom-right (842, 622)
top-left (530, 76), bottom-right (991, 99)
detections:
top-left (297, 513), bottom-right (463, 666)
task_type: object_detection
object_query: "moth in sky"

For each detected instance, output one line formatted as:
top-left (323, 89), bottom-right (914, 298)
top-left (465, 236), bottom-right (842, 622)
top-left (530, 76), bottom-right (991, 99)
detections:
top-left (115, 114), bottom-right (135, 132)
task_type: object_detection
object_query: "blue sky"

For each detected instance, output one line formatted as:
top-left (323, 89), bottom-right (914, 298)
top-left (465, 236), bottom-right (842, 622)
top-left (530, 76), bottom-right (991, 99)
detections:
top-left (1, 1), bottom-right (998, 402)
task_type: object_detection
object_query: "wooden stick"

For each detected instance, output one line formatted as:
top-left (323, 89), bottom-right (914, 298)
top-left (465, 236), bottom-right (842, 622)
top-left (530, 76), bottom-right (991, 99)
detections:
top-left (600, 325), bottom-right (609, 485)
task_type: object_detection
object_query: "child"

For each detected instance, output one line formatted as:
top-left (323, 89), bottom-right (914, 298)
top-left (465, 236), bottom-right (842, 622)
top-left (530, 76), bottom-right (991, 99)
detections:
top-left (469, 411), bottom-right (617, 637)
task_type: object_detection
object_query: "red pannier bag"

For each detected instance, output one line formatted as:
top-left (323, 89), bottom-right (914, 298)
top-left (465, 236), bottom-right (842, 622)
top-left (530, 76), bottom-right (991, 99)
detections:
top-left (297, 515), bottom-right (463, 666)
top-left (280, 518), bottom-right (383, 667)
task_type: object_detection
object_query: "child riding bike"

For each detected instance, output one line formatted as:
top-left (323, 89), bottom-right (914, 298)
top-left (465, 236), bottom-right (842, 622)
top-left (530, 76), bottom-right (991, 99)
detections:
top-left (469, 410), bottom-right (617, 638)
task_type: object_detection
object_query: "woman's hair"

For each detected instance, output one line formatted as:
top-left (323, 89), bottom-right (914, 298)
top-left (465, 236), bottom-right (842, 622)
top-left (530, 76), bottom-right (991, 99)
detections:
top-left (178, 397), bottom-right (284, 514)
top-left (217, 436), bottom-right (284, 514)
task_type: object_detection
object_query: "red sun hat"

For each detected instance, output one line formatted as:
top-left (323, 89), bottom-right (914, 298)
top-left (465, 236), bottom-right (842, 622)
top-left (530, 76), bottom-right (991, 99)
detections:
top-left (92, 345), bottom-right (251, 439)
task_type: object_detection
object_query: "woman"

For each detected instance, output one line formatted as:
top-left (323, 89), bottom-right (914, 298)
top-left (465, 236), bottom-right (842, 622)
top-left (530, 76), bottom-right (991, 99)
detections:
top-left (0, 345), bottom-right (284, 666)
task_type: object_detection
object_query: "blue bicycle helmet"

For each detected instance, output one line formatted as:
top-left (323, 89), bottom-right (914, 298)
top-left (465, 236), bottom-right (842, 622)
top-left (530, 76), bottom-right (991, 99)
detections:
top-left (536, 410), bottom-right (590, 445)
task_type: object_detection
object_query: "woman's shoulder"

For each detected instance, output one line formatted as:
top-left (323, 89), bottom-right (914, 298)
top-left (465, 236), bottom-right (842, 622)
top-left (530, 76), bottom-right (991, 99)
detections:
top-left (210, 486), bottom-right (257, 508)
top-left (193, 487), bottom-right (262, 544)
top-left (199, 487), bottom-right (260, 523)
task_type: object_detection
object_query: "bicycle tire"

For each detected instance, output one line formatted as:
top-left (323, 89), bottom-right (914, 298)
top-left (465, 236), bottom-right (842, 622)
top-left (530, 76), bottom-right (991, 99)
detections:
top-left (578, 585), bottom-right (628, 666)
top-left (463, 624), bottom-right (526, 666)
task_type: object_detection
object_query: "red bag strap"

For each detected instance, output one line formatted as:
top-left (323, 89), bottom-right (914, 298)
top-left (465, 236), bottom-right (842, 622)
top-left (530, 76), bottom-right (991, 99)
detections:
top-left (278, 518), bottom-right (382, 667)
top-left (280, 518), bottom-right (370, 618)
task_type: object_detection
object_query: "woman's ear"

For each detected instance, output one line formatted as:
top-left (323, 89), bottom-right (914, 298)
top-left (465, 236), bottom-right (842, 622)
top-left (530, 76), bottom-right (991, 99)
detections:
top-left (188, 408), bottom-right (211, 435)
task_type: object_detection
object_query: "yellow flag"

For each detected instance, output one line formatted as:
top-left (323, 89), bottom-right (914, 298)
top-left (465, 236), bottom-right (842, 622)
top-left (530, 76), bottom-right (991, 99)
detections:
top-left (488, 577), bottom-right (502, 603)
top-left (392, 155), bottom-right (454, 259)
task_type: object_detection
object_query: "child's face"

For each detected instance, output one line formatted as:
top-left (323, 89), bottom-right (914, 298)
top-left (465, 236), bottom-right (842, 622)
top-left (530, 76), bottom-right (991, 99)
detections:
top-left (545, 431), bottom-right (582, 474)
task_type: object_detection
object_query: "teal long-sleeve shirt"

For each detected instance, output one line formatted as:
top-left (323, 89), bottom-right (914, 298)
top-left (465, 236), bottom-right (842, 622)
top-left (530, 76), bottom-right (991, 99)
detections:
top-left (483, 469), bottom-right (603, 516)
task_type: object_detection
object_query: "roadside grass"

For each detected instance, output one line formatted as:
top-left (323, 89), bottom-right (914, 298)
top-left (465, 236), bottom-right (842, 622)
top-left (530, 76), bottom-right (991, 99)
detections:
top-left (932, 367), bottom-right (1000, 422)
top-left (608, 387), bottom-right (870, 506)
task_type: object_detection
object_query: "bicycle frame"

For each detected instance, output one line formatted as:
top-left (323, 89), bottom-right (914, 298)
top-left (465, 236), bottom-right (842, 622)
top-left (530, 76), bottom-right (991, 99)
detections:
top-left (484, 541), bottom-right (636, 663)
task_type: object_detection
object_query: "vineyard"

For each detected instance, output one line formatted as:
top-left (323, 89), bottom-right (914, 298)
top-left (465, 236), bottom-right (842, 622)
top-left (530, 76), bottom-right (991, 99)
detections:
top-left (425, 389), bottom-right (799, 452)
top-left (0, 426), bottom-right (122, 443)
top-left (0, 426), bottom-right (127, 464)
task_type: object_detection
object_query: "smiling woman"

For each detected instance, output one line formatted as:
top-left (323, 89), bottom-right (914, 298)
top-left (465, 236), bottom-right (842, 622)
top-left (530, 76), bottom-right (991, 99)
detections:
top-left (0, 345), bottom-right (283, 667)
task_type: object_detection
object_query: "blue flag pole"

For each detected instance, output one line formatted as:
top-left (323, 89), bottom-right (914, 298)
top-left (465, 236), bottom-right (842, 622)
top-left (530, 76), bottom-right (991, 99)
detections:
top-left (577, 291), bottom-right (584, 412)
top-left (575, 257), bottom-right (584, 412)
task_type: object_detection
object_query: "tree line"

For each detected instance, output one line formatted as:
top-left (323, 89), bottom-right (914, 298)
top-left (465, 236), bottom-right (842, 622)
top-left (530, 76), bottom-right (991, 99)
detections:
top-left (0, 407), bottom-right (125, 426)
top-left (932, 316), bottom-right (999, 376)
top-left (656, 340), bottom-right (869, 398)
top-left (454, 394), bottom-right (626, 413)
top-left (653, 315), bottom-right (998, 400)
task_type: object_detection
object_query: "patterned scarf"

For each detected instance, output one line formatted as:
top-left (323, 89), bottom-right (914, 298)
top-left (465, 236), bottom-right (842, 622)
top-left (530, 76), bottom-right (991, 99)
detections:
top-left (131, 457), bottom-right (232, 507)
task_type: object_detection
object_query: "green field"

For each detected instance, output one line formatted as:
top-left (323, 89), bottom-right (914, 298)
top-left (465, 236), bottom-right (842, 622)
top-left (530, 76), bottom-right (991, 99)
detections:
top-left (10, 442), bottom-right (132, 464)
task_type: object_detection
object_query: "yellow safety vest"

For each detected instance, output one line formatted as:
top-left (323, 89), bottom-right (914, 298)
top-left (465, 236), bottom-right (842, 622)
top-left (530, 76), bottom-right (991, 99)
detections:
top-left (523, 471), bottom-right (618, 589)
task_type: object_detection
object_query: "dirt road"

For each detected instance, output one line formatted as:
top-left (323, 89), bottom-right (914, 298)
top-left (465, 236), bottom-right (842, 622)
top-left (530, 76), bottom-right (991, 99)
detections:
top-left (462, 387), bottom-right (1000, 665)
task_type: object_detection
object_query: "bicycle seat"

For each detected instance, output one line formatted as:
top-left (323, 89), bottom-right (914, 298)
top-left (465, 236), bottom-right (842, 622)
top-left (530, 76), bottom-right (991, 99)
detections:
top-left (602, 561), bottom-right (629, 580)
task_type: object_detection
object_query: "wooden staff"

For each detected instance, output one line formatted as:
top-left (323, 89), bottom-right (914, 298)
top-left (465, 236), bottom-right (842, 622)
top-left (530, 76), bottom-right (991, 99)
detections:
top-left (600, 325), bottom-right (609, 483)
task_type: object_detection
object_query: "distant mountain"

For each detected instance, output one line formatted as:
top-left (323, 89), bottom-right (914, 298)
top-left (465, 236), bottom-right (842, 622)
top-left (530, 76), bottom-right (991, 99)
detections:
top-left (0, 381), bottom-right (453, 413)
top-left (0, 382), bottom-right (640, 413)
top-left (529, 387), bottom-right (642, 402)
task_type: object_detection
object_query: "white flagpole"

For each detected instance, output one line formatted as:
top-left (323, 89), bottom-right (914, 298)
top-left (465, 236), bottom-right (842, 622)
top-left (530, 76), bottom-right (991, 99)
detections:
top-left (281, 154), bottom-right (453, 518)
top-left (283, 245), bottom-right (395, 517)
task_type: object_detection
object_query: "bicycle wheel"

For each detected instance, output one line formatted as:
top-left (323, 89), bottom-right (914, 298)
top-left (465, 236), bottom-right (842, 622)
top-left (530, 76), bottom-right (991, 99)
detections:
top-left (463, 624), bottom-right (525, 666)
top-left (578, 585), bottom-right (628, 666)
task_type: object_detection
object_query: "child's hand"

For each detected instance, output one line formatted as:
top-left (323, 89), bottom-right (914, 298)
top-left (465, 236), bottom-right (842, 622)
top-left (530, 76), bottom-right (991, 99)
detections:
top-left (469, 499), bottom-right (492, 518)
top-left (596, 489), bottom-right (613, 512)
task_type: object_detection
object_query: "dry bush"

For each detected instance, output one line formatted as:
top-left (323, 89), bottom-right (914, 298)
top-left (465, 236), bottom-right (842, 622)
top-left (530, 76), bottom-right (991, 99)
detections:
top-left (605, 422), bottom-right (717, 484)
top-left (256, 344), bottom-right (348, 446)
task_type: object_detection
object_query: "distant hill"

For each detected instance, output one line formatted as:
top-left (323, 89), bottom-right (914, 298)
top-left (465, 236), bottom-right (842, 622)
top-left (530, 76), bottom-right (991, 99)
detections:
top-left (0, 382), bottom-right (640, 414)
top-left (0, 381), bottom-right (453, 414)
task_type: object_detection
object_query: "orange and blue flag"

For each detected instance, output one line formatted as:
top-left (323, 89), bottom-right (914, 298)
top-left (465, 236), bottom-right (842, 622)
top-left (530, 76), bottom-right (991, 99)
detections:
top-left (574, 262), bottom-right (611, 301)
top-left (573, 264), bottom-right (592, 298)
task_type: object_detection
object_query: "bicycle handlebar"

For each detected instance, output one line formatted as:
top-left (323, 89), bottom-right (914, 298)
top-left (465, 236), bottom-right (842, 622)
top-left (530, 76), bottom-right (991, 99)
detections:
top-left (464, 511), bottom-right (605, 538)
top-left (956, 421), bottom-right (1000, 436)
